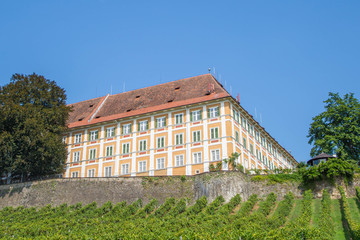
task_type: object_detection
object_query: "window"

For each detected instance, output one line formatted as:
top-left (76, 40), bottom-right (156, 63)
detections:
top-left (106, 127), bottom-right (115, 138)
top-left (250, 144), bottom-right (254, 155)
top-left (193, 130), bottom-right (201, 142)
top-left (75, 133), bottom-right (82, 144)
top-left (235, 112), bottom-right (240, 122)
top-left (104, 166), bottom-right (112, 177)
top-left (139, 161), bottom-right (147, 172)
top-left (139, 140), bottom-right (147, 151)
top-left (73, 151), bottom-right (80, 162)
top-left (208, 107), bottom-right (219, 118)
top-left (139, 120), bottom-right (149, 132)
top-left (122, 124), bottom-right (132, 135)
top-left (106, 146), bottom-right (113, 157)
top-left (89, 130), bottom-right (99, 141)
top-left (261, 137), bottom-right (265, 147)
top-left (89, 149), bottom-right (96, 160)
top-left (191, 110), bottom-right (201, 121)
top-left (193, 152), bottom-right (202, 164)
top-left (235, 131), bottom-right (239, 142)
top-left (121, 164), bottom-right (129, 175)
top-left (157, 136), bottom-right (165, 148)
top-left (175, 155), bottom-right (184, 166)
top-left (88, 169), bottom-right (95, 177)
top-left (156, 158), bottom-right (165, 169)
top-left (241, 117), bottom-right (246, 128)
top-left (243, 138), bottom-right (247, 149)
top-left (211, 149), bottom-right (220, 161)
top-left (62, 136), bottom-right (67, 143)
top-left (175, 113), bottom-right (183, 125)
top-left (122, 143), bottom-right (130, 154)
top-left (175, 134), bottom-right (183, 145)
top-left (71, 172), bottom-right (79, 178)
top-left (156, 117), bottom-right (166, 128)
top-left (210, 127), bottom-right (219, 139)
top-left (255, 131), bottom-right (259, 142)
top-left (249, 125), bottom-right (254, 136)
top-left (256, 149), bottom-right (260, 160)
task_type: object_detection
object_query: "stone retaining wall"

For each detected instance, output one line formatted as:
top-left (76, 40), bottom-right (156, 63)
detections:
top-left (0, 172), bottom-right (358, 208)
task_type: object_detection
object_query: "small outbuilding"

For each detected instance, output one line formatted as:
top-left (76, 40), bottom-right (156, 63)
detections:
top-left (307, 153), bottom-right (336, 166)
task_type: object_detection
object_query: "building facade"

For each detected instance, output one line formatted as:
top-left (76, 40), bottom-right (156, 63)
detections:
top-left (63, 74), bottom-right (297, 178)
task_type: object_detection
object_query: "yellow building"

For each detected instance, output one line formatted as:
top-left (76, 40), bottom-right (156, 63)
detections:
top-left (63, 74), bottom-right (297, 178)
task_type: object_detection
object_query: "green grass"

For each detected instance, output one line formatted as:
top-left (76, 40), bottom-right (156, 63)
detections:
top-left (331, 199), bottom-right (350, 240)
top-left (311, 198), bottom-right (322, 228)
top-left (288, 199), bottom-right (302, 222)
top-left (348, 198), bottom-right (360, 222)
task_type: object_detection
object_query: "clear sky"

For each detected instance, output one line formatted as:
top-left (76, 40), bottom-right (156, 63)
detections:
top-left (1, 1), bottom-right (359, 163)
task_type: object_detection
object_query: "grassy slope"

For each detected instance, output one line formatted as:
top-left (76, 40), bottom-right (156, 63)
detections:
top-left (348, 198), bottom-right (360, 222)
top-left (311, 198), bottom-right (322, 228)
top-left (331, 199), bottom-right (349, 240)
top-left (288, 199), bottom-right (302, 222)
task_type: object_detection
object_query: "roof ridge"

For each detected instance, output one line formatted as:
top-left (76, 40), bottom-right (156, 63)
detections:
top-left (67, 96), bottom-right (104, 106)
top-left (107, 73), bottom-right (212, 98)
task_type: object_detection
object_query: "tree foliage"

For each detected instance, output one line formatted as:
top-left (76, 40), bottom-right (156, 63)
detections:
top-left (308, 92), bottom-right (360, 162)
top-left (0, 73), bottom-right (70, 181)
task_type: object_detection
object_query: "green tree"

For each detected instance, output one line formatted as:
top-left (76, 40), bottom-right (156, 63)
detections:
top-left (0, 73), bottom-right (71, 181)
top-left (308, 92), bottom-right (360, 162)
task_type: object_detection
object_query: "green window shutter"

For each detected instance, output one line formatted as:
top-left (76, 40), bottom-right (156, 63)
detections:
top-left (216, 128), bottom-right (219, 138)
top-left (113, 127), bottom-right (116, 137)
top-left (162, 137), bottom-right (164, 147)
top-left (121, 126), bottom-right (124, 135)
top-left (129, 124), bottom-right (132, 133)
top-left (233, 109), bottom-right (235, 118)
top-left (199, 110), bottom-right (202, 120)
top-left (105, 129), bottom-right (108, 138)
top-left (217, 107), bottom-right (220, 117)
top-left (88, 133), bottom-right (90, 141)
top-left (190, 112), bottom-right (193, 122)
top-left (96, 131), bottom-right (99, 140)
top-left (138, 123), bottom-right (140, 131)
top-left (155, 119), bottom-right (158, 128)
top-left (146, 121), bottom-right (149, 130)
top-left (164, 118), bottom-right (167, 126)
top-left (207, 109), bottom-right (210, 119)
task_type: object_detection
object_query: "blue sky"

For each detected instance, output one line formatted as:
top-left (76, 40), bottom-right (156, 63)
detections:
top-left (1, 1), bottom-right (359, 163)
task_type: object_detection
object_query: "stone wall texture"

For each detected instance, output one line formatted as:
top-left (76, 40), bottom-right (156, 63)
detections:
top-left (0, 172), bottom-right (359, 209)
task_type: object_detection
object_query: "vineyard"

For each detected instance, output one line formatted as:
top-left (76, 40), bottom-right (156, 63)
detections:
top-left (1, 188), bottom-right (360, 239)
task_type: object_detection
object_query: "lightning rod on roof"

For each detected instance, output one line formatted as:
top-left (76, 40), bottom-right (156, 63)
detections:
top-left (123, 82), bottom-right (125, 93)
top-left (208, 68), bottom-right (211, 73)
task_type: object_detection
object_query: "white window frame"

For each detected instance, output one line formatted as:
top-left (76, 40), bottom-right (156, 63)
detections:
top-left (106, 145), bottom-right (113, 157)
top-left (139, 120), bottom-right (148, 131)
top-left (122, 142), bottom-right (130, 154)
top-left (175, 133), bottom-right (184, 145)
top-left (122, 124), bottom-right (131, 135)
top-left (243, 138), bottom-right (247, 149)
top-left (235, 131), bottom-right (239, 142)
top-left (89, 149), bottom-right (96, 160)
top-left (139, 140), bottom-right (147, 151)
top-left (71, 172), bottom-right (79, 178)
top-left (175, 155), bottom-right (184, 167)
top-left (210, 127), bottom-right (219, 139)
top-left (156, 157), bottom-right (165, 169)
top-left (193, 130), bottom-right (201, 142)
top-left (106, 127), bottom-right (115, 138)
top-left (89, 130), bottom-right (98, 141)
top-left (175, 113), bottom-right (183, 125)
top-left (104, 166), bottom-right (112, 177)
top-left (209, 107), bottom-right (219, 118)
top-left (192, 110), bottom-right (201, 121)
top-left (157, 117), bottom-right (166, 128)
top-left (139, 161), bottom-right (147, 172)
top-left (62, 136), bottom-right (67, 143)
top-left (121, 163), bottom-right (129, 175)
top-left (193, 152), bottom-right (202, 164)
top-left (157, 136), bottom-right (165, 148)
top-left (74, 133), bottom-right (82, 144)
top-left (211, 149), bottom-right (220, 162)
top-left (73, 151), bottom-right (80, 162)
top-left (88, 169), bottom-right (95, 177)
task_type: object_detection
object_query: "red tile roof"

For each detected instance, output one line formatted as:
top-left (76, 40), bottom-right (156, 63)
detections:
top-left (67, 74), bottom-right (229, 128)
